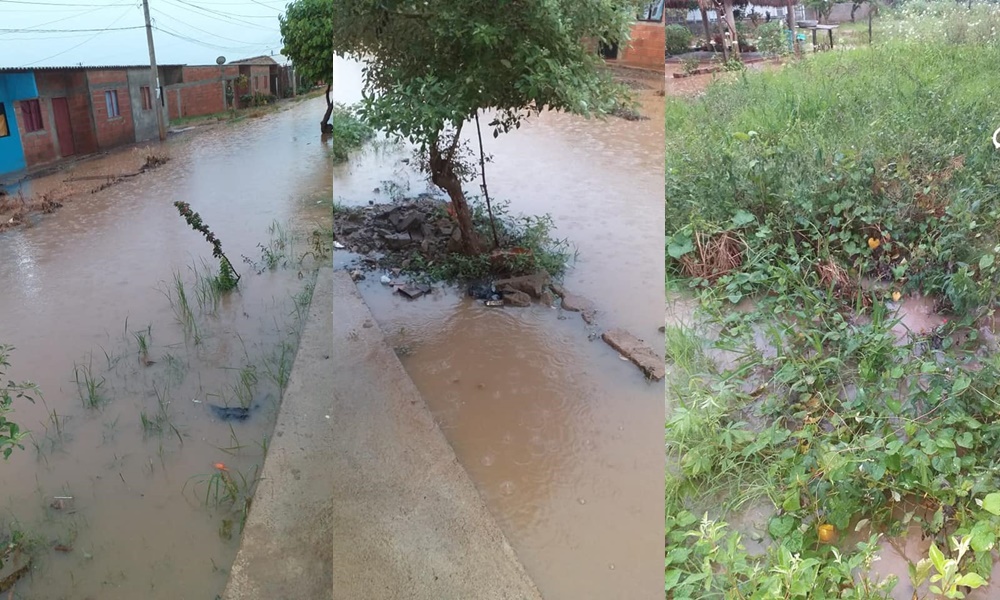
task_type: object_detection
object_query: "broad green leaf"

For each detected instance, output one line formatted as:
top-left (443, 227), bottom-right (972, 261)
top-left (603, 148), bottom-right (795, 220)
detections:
top-left (982, 492), bottom-right (1000, 516)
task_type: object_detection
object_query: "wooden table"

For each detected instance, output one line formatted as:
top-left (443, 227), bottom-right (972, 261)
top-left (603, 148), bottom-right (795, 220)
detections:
top-left (797, 24), bottom-right (838, 51)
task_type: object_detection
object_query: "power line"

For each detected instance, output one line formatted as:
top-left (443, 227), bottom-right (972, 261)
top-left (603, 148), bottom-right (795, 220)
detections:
top-left (160, 0), bottom-right (276, 29)
top-left (18, 5), bottom-right (134, 66)
top-left (151, 8), bottom-right (270, 45)
top-left (0, 3), bottom-right (132, 35)
top-left (0, 26), bottom-right (142, 32)
top-left (0, 0), bottom-right (132, 5)
top-left (153, 24), bottom-right (276, 52)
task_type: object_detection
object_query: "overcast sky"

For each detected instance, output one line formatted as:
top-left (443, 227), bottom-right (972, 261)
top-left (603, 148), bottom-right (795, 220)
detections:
top-left (0, 0), bottom-right (288, 69)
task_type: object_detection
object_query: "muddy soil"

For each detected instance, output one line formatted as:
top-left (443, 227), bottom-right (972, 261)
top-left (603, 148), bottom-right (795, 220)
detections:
top-left (666, 61), bottom-right (782, 97)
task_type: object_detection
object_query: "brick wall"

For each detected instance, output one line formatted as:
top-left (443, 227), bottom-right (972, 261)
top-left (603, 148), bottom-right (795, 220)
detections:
top-left (87, 70), bottom-right (135, 150)
top-left (16, 99), bottom-right (56, 167)
top-left (618, 21), bottom-right (666, 69)
top-left (34, 70), bottom-right (98, 158)
top-left (249, 65), bottom-right (270, 95)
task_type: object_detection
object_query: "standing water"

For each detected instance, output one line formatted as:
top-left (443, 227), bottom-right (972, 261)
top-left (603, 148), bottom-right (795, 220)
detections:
top-left (334, 57), bottom-right (665, 599)
top-left (0, 96), bottom-right (331, 598)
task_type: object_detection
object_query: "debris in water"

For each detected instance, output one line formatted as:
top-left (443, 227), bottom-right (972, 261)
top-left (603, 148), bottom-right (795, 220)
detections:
top-left (0, 550), bottom-right (30, 592)
top-left (350, 269), bottom-right (365, 282)
top-left (50, 496), bottom-right (74, 511)
top-left (209, 404), bottom-right (251, 421)
top-left (214, 462), bottom-right (228, 472)
top-left (396, 284), bottom-right (431, 299)
top-left (333, 241), bottom-right (346, 249)
top-left (53, 544), bottom-right (72, 553)
top-left (380, 274), bottom-right (393, 285)
top-left (602, 328), bottom-right (666, 381)
top-left (485, 299), bottom-right (504, 307)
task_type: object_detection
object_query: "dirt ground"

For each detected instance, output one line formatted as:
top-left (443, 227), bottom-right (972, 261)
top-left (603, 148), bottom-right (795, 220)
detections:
top-left (666, 60), bottom-right (784, 97)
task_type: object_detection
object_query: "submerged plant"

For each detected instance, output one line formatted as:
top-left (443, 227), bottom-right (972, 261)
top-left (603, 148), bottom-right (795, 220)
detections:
top-left (0, 345), bottom-right (36, 459)
top-left (173, 201), bottom-right (240, 291)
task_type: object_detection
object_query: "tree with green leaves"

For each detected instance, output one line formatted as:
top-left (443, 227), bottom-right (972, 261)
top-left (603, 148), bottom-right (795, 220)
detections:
top-left (279, 0), bottom-right (334, 134)
top-left (332, 0), bottom-right (642, 255)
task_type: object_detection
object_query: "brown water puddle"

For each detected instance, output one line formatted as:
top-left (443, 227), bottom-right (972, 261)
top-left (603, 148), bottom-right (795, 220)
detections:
top-left (335, 56), bottom-right (664, 598)
top-left (0, 96), bottom-right (331, 598)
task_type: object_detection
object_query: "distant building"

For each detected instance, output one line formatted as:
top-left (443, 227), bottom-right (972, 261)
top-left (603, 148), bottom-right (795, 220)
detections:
top-left (600, 1), bottom-right (666, 69)
top-left (0, 56), bottom-right (282, 180)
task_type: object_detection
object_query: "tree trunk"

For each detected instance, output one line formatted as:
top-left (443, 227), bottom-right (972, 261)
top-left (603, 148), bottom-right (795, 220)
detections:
top-left (429, 135), bottom-right (481, 256)
top-left (723, 0), bottom-right (740, 57)
top-left (715, 2), bottom-right (729, 61)
top-left (321, 82), bottom-right (333, 134)
top-left (786, 0), bottom-right (800, 55)
top-left (700, 5), bottom-right (713, 50)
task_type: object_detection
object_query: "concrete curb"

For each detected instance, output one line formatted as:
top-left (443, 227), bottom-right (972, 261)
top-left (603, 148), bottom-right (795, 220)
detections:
top-left (327, 269), bottom-right (543, 600)
top-left (223, 268), bottom-right (335, 600)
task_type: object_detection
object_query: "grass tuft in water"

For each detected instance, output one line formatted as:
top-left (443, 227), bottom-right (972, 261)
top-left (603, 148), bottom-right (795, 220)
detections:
top-left (73, 355), bottom-right (106, 409)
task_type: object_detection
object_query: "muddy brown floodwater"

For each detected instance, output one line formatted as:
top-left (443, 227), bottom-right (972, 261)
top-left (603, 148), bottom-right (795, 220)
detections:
top-left (0, 96), bottom-right (331, 598)
top-left (334, 57), bottom-right (665, 599)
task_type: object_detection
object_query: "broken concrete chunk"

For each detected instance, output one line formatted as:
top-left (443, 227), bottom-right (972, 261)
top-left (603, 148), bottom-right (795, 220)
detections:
top-left (394, 210), bottom-right (424, 233)
top-left (502, 290), bottom-right (532, 307)
top-left (381, 233), bottom-right (413, 251)
top-left (495, 271), bottom-right (550, 299)
top-left (560, 293), bottom-right (593, 313)
top-left (601, 328), bottom-right (665, 381)
top-left (397, 284), bottom-right (432, 299)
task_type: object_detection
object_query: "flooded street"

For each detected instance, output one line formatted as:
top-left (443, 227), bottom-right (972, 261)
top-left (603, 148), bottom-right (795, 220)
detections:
top-left (334, 57), bottom-right (664, 599)
top-left (0, 96), bottom-right (331, 598)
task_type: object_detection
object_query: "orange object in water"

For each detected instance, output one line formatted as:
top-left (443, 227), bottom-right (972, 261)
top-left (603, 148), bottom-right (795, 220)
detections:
top-left (214, 462), bottom-right (228, 471)
top-left (818, 523), bottom-right (837, 543)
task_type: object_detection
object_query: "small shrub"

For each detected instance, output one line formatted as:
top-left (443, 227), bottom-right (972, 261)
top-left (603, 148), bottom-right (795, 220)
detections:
top-left (681, 56), bottom-right (701, 75)
top-left (756, 21), bottom-right (789, 56)
top-left (665, 24), bottom-right (694, 56)
top-left (331, 103), bottom-right (375, 163)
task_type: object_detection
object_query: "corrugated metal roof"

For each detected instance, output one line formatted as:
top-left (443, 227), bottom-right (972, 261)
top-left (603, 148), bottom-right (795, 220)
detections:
top-left (0, 64), bottom-right (186, 73)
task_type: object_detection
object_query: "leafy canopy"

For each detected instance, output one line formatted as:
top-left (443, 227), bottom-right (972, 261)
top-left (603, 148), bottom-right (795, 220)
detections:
top-left (332, 0), bottom-right (644, 144)
top-left (279, 0), bottom-right (334, 85)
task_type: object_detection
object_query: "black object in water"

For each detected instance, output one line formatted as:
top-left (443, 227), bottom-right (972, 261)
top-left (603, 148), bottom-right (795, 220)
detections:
top-left (209, 404), bottom-right (252, 421)
top-left (467, 281), bottom-right (502, 301)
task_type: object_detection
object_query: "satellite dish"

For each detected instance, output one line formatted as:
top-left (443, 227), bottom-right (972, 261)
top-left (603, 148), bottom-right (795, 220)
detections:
top-left (216, 56), bottom-right (226, 65)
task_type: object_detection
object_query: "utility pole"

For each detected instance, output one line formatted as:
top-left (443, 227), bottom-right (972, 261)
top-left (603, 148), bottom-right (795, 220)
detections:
top-left (142, 0), bottom-right (166, 141)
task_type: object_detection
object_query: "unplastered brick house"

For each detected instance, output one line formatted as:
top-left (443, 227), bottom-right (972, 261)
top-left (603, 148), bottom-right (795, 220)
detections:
top-left (595, 0), bottom-right (666, 69)
top-left (0, 56), bottom-right (280, 180)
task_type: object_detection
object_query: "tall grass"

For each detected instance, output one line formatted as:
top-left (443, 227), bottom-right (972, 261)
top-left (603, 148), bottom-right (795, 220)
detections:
top-left (666, 38), bottom-right (1000, 310)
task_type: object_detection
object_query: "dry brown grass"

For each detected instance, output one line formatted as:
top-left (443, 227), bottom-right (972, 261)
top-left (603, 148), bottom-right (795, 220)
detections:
top-left (677, 230), bottom-right (746, 282)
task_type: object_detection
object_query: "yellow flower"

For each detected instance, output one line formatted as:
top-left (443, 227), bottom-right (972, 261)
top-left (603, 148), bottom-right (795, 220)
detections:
top-left (892, 291), bottom-right (902, 302)
top-left (868, 237), bottom-right (881, 250)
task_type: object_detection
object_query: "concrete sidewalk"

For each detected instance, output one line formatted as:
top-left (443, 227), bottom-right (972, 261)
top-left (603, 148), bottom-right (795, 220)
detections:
top-left (327, 270), bottom-right (543, 600)
top-left (223, 268), bottom-right (335, 600)
top-left (223, 268), bottom-right (541, 599)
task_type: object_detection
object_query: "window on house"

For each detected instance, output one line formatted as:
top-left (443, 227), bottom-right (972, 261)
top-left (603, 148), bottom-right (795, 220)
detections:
top-left (141, 86), bottom-right (152, 110)
top-left (639, 0), bottom-right (664, 21)
top-left (105, 90), bottom-right (121, 118)
top-left (20, 99), bottom-right (43, 132)
top-left (253, 76), bottom-right (259, 91)
top-left (0, 103), bottom-right (8, 138)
